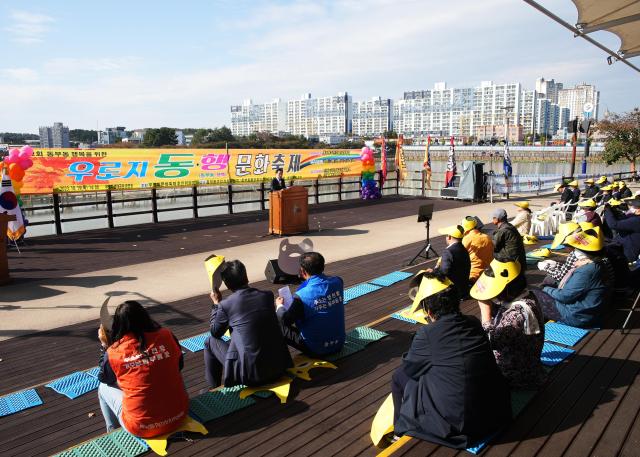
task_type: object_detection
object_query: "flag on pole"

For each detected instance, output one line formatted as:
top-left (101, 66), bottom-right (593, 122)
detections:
top-left (0, 167), bottom-right (25, 240)
top-left (395, 134), bottom-right (405, 181)
top-left (445, 136), bottom-right (456, 187)
top-left (423, 135), bottom-right (432, 189)
top-left (503, 141), bottom-right (513, 177)
top-left (380, 136), bottom-right (387, 187)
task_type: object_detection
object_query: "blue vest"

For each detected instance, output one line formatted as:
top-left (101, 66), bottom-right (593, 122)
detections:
top-left (294, 274), bottom-right (345, 355)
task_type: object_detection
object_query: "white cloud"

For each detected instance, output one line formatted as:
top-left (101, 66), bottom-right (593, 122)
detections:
top-left (1, 68), bottom-right (39, 82)
top-left (7, 10), bottom-right (54, 44)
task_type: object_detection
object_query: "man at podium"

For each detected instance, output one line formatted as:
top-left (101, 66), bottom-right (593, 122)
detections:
top-left (271, 168), bottom-right (286, 192)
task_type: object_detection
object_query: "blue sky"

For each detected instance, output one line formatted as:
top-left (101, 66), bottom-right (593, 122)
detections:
top-left (0, 0), bottom-right (638, 133)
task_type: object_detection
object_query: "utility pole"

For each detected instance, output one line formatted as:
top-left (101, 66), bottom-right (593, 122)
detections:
top-left (569, 117), bottom-right (578, 177)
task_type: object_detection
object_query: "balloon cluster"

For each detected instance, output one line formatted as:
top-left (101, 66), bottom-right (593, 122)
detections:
top-left (2, 146), bottom-right (34, 205)
top-left (360, 146), bottom-right (381, 200)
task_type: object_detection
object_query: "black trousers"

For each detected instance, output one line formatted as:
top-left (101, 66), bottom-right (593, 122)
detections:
top-left (391, 367), bottom-right (411, 425)
top-left (530, 287), bottom-right (563, 321)
top-left (203, 335), bottom-right (230, 388)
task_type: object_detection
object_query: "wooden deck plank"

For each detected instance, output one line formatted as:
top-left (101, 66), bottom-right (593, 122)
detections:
top-left (563, 327), bottom-right (640, 457)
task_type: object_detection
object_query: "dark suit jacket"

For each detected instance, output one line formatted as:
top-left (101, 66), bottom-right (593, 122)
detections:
top-left (395, 313), bottom-right (512, 448)
top-left (435, 241), bottom-right (471, 298)
top-left (271, 178), bottom-right (286, 192)
top-left (493, 222), bottom-right (527, 272)
top-left (210, 287), bottom-right (293, 386)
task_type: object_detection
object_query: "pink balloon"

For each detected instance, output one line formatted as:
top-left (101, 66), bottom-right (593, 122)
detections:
top-left (18, 158), bottom-right (33, 170)
top-left (20, 145), bottom-right (34, 157)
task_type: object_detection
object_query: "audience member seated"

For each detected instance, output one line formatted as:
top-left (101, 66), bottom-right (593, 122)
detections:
top-left (511, 201), bottom-right (532, 236)
top-left (619, 181), bottom-right (632, 199)
top-left (391, 271), bottom-right (511, 449)
top-left (575, 199), bottom-right (602, 226)
top-left (461, 216), bottom-right (494, 285)
top-left (277, 252), bottom-right (345, 356)
top-left (532, 227), bottom-right (610, 328)
top-left (97, 301), bottom-right (189, 437)
top-left (204, 260), bottom-right (293, 388)
top-left (271, 168), bottom-right (286, 192)
top-left (603, 198), bottom-right (640, 262)
top-left (426, 224), bottom-right (471, 298)
top-left (598, 185), bottom-right (613, 204)
top-left (582, 178), bottom-right (599, 199)
top-left (567, 180), bottom-right (581, 215)
top-left (470, 259), bottom-right (546, 389)
top-left (492, 208), bottom-right (527, 290)
top-left (538, 221), bottom-right (581, 286)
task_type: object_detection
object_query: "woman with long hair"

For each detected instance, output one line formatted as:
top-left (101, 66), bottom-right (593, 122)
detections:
top-left (97, 300), bottom-right (189, 438)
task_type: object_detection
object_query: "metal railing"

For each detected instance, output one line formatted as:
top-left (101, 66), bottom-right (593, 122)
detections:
top-left (23, 173), bottom-right (405, 235)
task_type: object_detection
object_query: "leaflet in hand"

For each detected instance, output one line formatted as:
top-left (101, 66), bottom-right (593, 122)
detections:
top-left (278, 286), bottom-right (294, 310)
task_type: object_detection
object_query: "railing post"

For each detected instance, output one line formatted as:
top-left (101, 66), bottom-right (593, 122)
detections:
top-left (260, 182), bottom-right (266, 211)
top-left (106, 190), bottom-right (114, 228)
top-left (227, 184), bottom-right (234, 214)
top-left (52, 192), bottom-right (62, 235)
top-left (192, 186), bottom-right (199, 219)
top-left (338, 176), bottom-right (343, 201)
top-left (421, 170), bottom-right (426, 197)
top-left (396, 170), bottom-right (400, 195)
top-left (151, 187), bottom-right (159, 223)
top-left (315, 180), bottom-right (319, 204)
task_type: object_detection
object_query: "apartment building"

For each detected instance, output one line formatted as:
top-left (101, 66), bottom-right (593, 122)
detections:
top-left (230, 98), bottom-right (287, 136)
top-left (351, 96), bottom-right (392, 137)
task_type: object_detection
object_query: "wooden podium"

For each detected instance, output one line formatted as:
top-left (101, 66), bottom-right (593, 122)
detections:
top-left (269, 186), bottom-right (309, 235)
top-left (0, 213), bottom-right (17, 285)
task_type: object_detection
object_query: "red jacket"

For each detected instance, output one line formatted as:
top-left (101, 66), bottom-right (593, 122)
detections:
top-left (106, 328), bottom-right (189, 438)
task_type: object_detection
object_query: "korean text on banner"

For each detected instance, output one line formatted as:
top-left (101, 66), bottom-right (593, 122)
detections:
top-left (20, 149), bottom-right (363, 194)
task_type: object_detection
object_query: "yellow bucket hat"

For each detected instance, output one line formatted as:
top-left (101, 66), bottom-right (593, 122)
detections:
top-left (470, 259), bottom-right (521, 301)
top-left (461, 216), bottom-right (477, 232)
top-left (514, 201), bottom-right (529, 209)
top-left (609, 199), bottom-right (623, 206)
top-left (597, 176), bottom-right (607, 184)
top-left (523, 234), bottom-right (538, 245)
top-left (601, 184), bottom-right (613, 191)
top-left (619, 181), bottom-right (627, 187)
top-left (578, 199), bottom-right (596, 209)
top-left (551, 221), bottom-right (580, 249)
top-left (529, 247), bottom-right (551, 258)
top-left (568, 180), bottom-right (579, 187)
top-left (409, 274), bottom-right (454, 313)
top-left (584, 178), bottom-right (595, 184)
top-left (554, 183), bottom-right (564, 192)
top-left (565, 226), bottom-right (604, 252)
top-left (438, 224), bottom-right (465, 239)
top-left (204, 254), bottom-right (226, 290)
top-left (578, 221), bottom-right (595, 230)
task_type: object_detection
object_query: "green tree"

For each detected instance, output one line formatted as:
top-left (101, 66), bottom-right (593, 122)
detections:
top-left (69, 129), bottom-right (98, 144)
top-left (143, 127), bottom-right (178, 147)
top-left (600, 108), bottom-right (640, 170)
top-left (191, 129), bottom-right (212, 145)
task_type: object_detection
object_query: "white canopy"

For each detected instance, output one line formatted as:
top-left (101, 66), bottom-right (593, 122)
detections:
top-left (573, 0), bottom-right (640, 58)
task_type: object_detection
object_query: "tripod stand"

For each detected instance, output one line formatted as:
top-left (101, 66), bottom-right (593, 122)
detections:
top-left (407, 218), bottom-right (439, 266)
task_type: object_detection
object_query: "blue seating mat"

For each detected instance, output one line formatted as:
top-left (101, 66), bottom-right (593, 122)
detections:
top-left (85, 367), bottom-right (100, 378)
top-left (542, 243), bottom-right (566, 250)
top-left (53, 428), bottom-right (149, 457)
top-left (46, 371), bottom-right (100, 400)
top-left (181, 332), bottom-right (230, 352)
top-left (344, 283), bottom-right (382, 304)
top-left (368, 271), bottom-right (413, 287)
top-left (0, 389), bottom-right (43, 417)
top-left (541, 342), bottom-right (575, 366)
top-left (390, 311), bottom-right (418, 324)
top-left (544, 322), bottom-right (589, 347)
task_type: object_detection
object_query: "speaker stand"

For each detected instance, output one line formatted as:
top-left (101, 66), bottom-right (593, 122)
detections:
top-left (407, 220), bottom-right (439, 266)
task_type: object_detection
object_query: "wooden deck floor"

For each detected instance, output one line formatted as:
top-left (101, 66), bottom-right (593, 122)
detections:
top-left (1, 199), bottom-right (640, 457)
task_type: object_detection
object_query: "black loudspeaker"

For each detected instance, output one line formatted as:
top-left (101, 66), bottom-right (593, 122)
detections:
top-left (473, 162), bottom-right (485, 201)
top-left (265, 260), bottom-right (299, 284)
